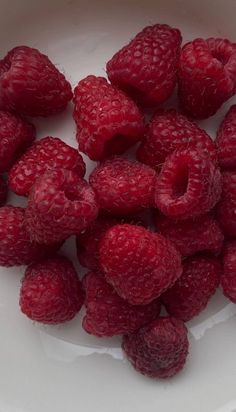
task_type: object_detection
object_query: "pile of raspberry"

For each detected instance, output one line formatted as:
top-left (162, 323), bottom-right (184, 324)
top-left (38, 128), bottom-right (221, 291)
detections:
top-left (1, 24), bottom-right (236, 381)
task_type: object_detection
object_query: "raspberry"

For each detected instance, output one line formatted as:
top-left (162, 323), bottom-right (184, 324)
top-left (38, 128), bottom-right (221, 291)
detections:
top-left (19, 256), bottom-right (84, 324)
top-left (9, 136), bottom-right (86, 196)
top-left (25, 169), bottom-right (99, 244)
top-left (0, 46), bottom-right (72, 117)
top-left (162, 256), bottom-right (221, 322)
top-left (216, 105), bottom-right (236, 169)
top-left (178, 38), bottom-right (236, 118)
top-left (216, 171), bottom-right (236, 237)
top-left (0, 176), bottom-right (7, 206)
top-left (221, 241), bottom-right (236, 303)
top-left (155, 149), bottom-right (222, 220)
top-left (0, 110), bottom-right (35, 172)
top-left (137, 109), bottom-right (216, 169)
top-left (73, 75), bottom-right (144, 161)
top-left (122, 317), bottom-right (189, 379)
top-left (107, 24), bottom-right (182, 106)
top-left (89, 157), bottom-right (157, 215)
top-left (82, 271), bottom-right (161, 337)
top-left (99, 224), bottom-right (182, 305)
top-left (154, 213), bottom-right (224, 257)
top-left (0, 206), bottom-right (61, 266)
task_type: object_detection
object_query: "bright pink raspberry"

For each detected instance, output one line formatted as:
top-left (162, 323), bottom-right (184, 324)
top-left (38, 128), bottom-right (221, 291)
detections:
top-left (122, 317), bottom-right (189, 379)
top-left (162, 256), bottom-right (221, 322)
top-left (137, 109), bottom-right (216, 169)
top-left (0, 176), bottom-right (7, 206)
top-left (154, 212), bottom-right (224, 257)
top-left (107, 24), bottom-right (182, 106)
top-left (89, 157), bottom-right (157, 215)
top-left (216, 171), bottom-right (236, 237)
top-left (99, 224), bottom-right (182, 305)
top-left (9, 136), bottom-right (86, 196)
top-left (25, 169), bottom-right (99, 245)
top-left (20, 256), bottom-right (84, 324)
top-left (221, 241), bottom-right (236, 303)
top-left (178, 38), bottom-right (236, 118)
top-left (82, 271), bottom-right (161, 337)
top-left (73, 75), bottom-right (144, 161)
top-left (0, 110), bottom-right (35, 172)
top-left (216, 105), bottom-right (236, 169)
top-left (155, 149), bottom-right (222, 220)
top-left (0, 46), bottom-right (72, 116)
top-left (0, 206), bottom-right (61, 267)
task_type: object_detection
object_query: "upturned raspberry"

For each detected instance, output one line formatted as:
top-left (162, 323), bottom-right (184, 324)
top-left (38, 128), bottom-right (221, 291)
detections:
top-left (216, 171), bottom-right (236, 237)
top-left (221, 241), bottom-right (236, 303)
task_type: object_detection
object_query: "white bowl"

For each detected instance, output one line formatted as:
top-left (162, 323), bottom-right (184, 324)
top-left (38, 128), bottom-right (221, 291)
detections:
top-left (1, 1), bottom-right (236, 411)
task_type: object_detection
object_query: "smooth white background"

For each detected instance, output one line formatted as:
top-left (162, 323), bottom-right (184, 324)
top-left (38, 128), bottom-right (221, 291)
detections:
top-left (1, 1), bottom-right (236, 411)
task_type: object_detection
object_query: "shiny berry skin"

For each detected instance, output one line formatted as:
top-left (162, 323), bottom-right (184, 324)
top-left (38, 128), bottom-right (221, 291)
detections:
top-left (216, 105), bottom-right (236, 169)
top-left (0, 176), bottom-right (7, 206)
top-left (89, 157), bottom-right (157, 215)
top-left (122, 317), bottom-right (189, 379)
top-left (221, 241), bottom-right (236, 302)
top-left (9, 136), bottom-right (86, 196)
top-left (107, 24), bottom-right (182, 107)
top-left (137, 109), bottom-right (216, 169)
top-left (19, 256), bottom-right (84, 324)
top-left (162, 256), bottom-right (221, 322)
top-left (154, 212), bottom-right (224, 257)
top-left (0, 110), bottom-right (35, 172)
top-left (25, 169), bottom-right (99, 245)
top-left (216, 171), bottom-right (236, 237)
top-left (155, 149), bottom-right (222, 220)
top-left (82, 271), bottom-right (161, 337)
top-left (178, 38), bottom-right (236, 118)
top-left (0, 46), bottom-right (72, 116)
top-left (99, 224), bottom-right (182, 305)
top-left (73, 75), bottom-right (144, 161)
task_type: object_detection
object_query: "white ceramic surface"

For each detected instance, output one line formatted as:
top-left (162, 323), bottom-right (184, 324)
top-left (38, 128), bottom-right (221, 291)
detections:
top-left (1, 1), bottom-right (236, 411)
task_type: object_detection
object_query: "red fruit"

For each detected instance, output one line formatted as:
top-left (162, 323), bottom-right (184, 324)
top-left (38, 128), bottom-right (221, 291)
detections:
top-left (25, 169), bottom-right (99, 244)
top-left (122, 317), bottom-right (189, 379)
top-left (107, 24), bottom-right (182, 106)
top-left (0, 176), bottom-right (7, 206)
top-left (99, 224), bottom-right (182, 305)
top-left (221, 241), bottom-right (236, 302)
top-left (162, 256), bottom-right (221, 322)
top-left (216, 105), bottom-right (236, 169)
top-left (216, 171), bottom-right (236, 237)
top-left (155, 149), bottom-right (222, 219)
top-left (137, 109), bottom-right (216, 169)
top-left (0, 46), bottom-right (72, 117)
top-left (178, 38), bottom-right (236, 118)
top-left (19, 256), bottom-right (84, 324)
top-left (0, 206), bottom-right (61, 267)
top-left (82, 271), bottom-right (161, 337)
top-left (73, 75), bottom-right (144, 161)
top-left (155, 212), bottom-right (224, 257)
top-left (9, 136), bottom-right (86, 196)
top-left (0, 110), bottom-right (35, 172)
top-left (89, 157), bottom-right (157, 215)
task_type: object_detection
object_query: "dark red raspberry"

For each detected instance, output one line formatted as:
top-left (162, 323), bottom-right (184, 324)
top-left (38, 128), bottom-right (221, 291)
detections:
top-left (216, 105), bottom-right (236, 169)
top-left (178, 38), bottom-right (236, 118)
top-left (0, 206), bottom-right (61, 266)
top-left (0, 110), bottom-right (35, 172)
top-left (155, 212), bottom-right (224, 257)
top-left (82, 271), bottom-right (161, 337)
top-left (162, 256), bottom-right (221, 322)
top-left (137, 109), bottom-right (216, 169)
top-left (25, 169), bottom-right (99, 245)
top-left (0, 176), bottom-right (7, 206)
top-left (89, 157), bottom-right (156, 215)
top-left (107, 24), bottom-right (182, 107)
top-left (122, 317), bottom-right (189, 379)
top-left (100, 224), bottom-right (182, 305)
top-left (0, 46), bottom-right (72, 117)
top-left (221, 241), bottom-right (236, 302)
top-left (19, 255), bottom-right (84, 324)
top-left (9, 136), bottom-right (86, 196)
top-left (216, 171), bottom-right (236, 237)
top-left (155, 149), bottom-right (222, 220)
top-left (73, 75), bottom-right (144, 161)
